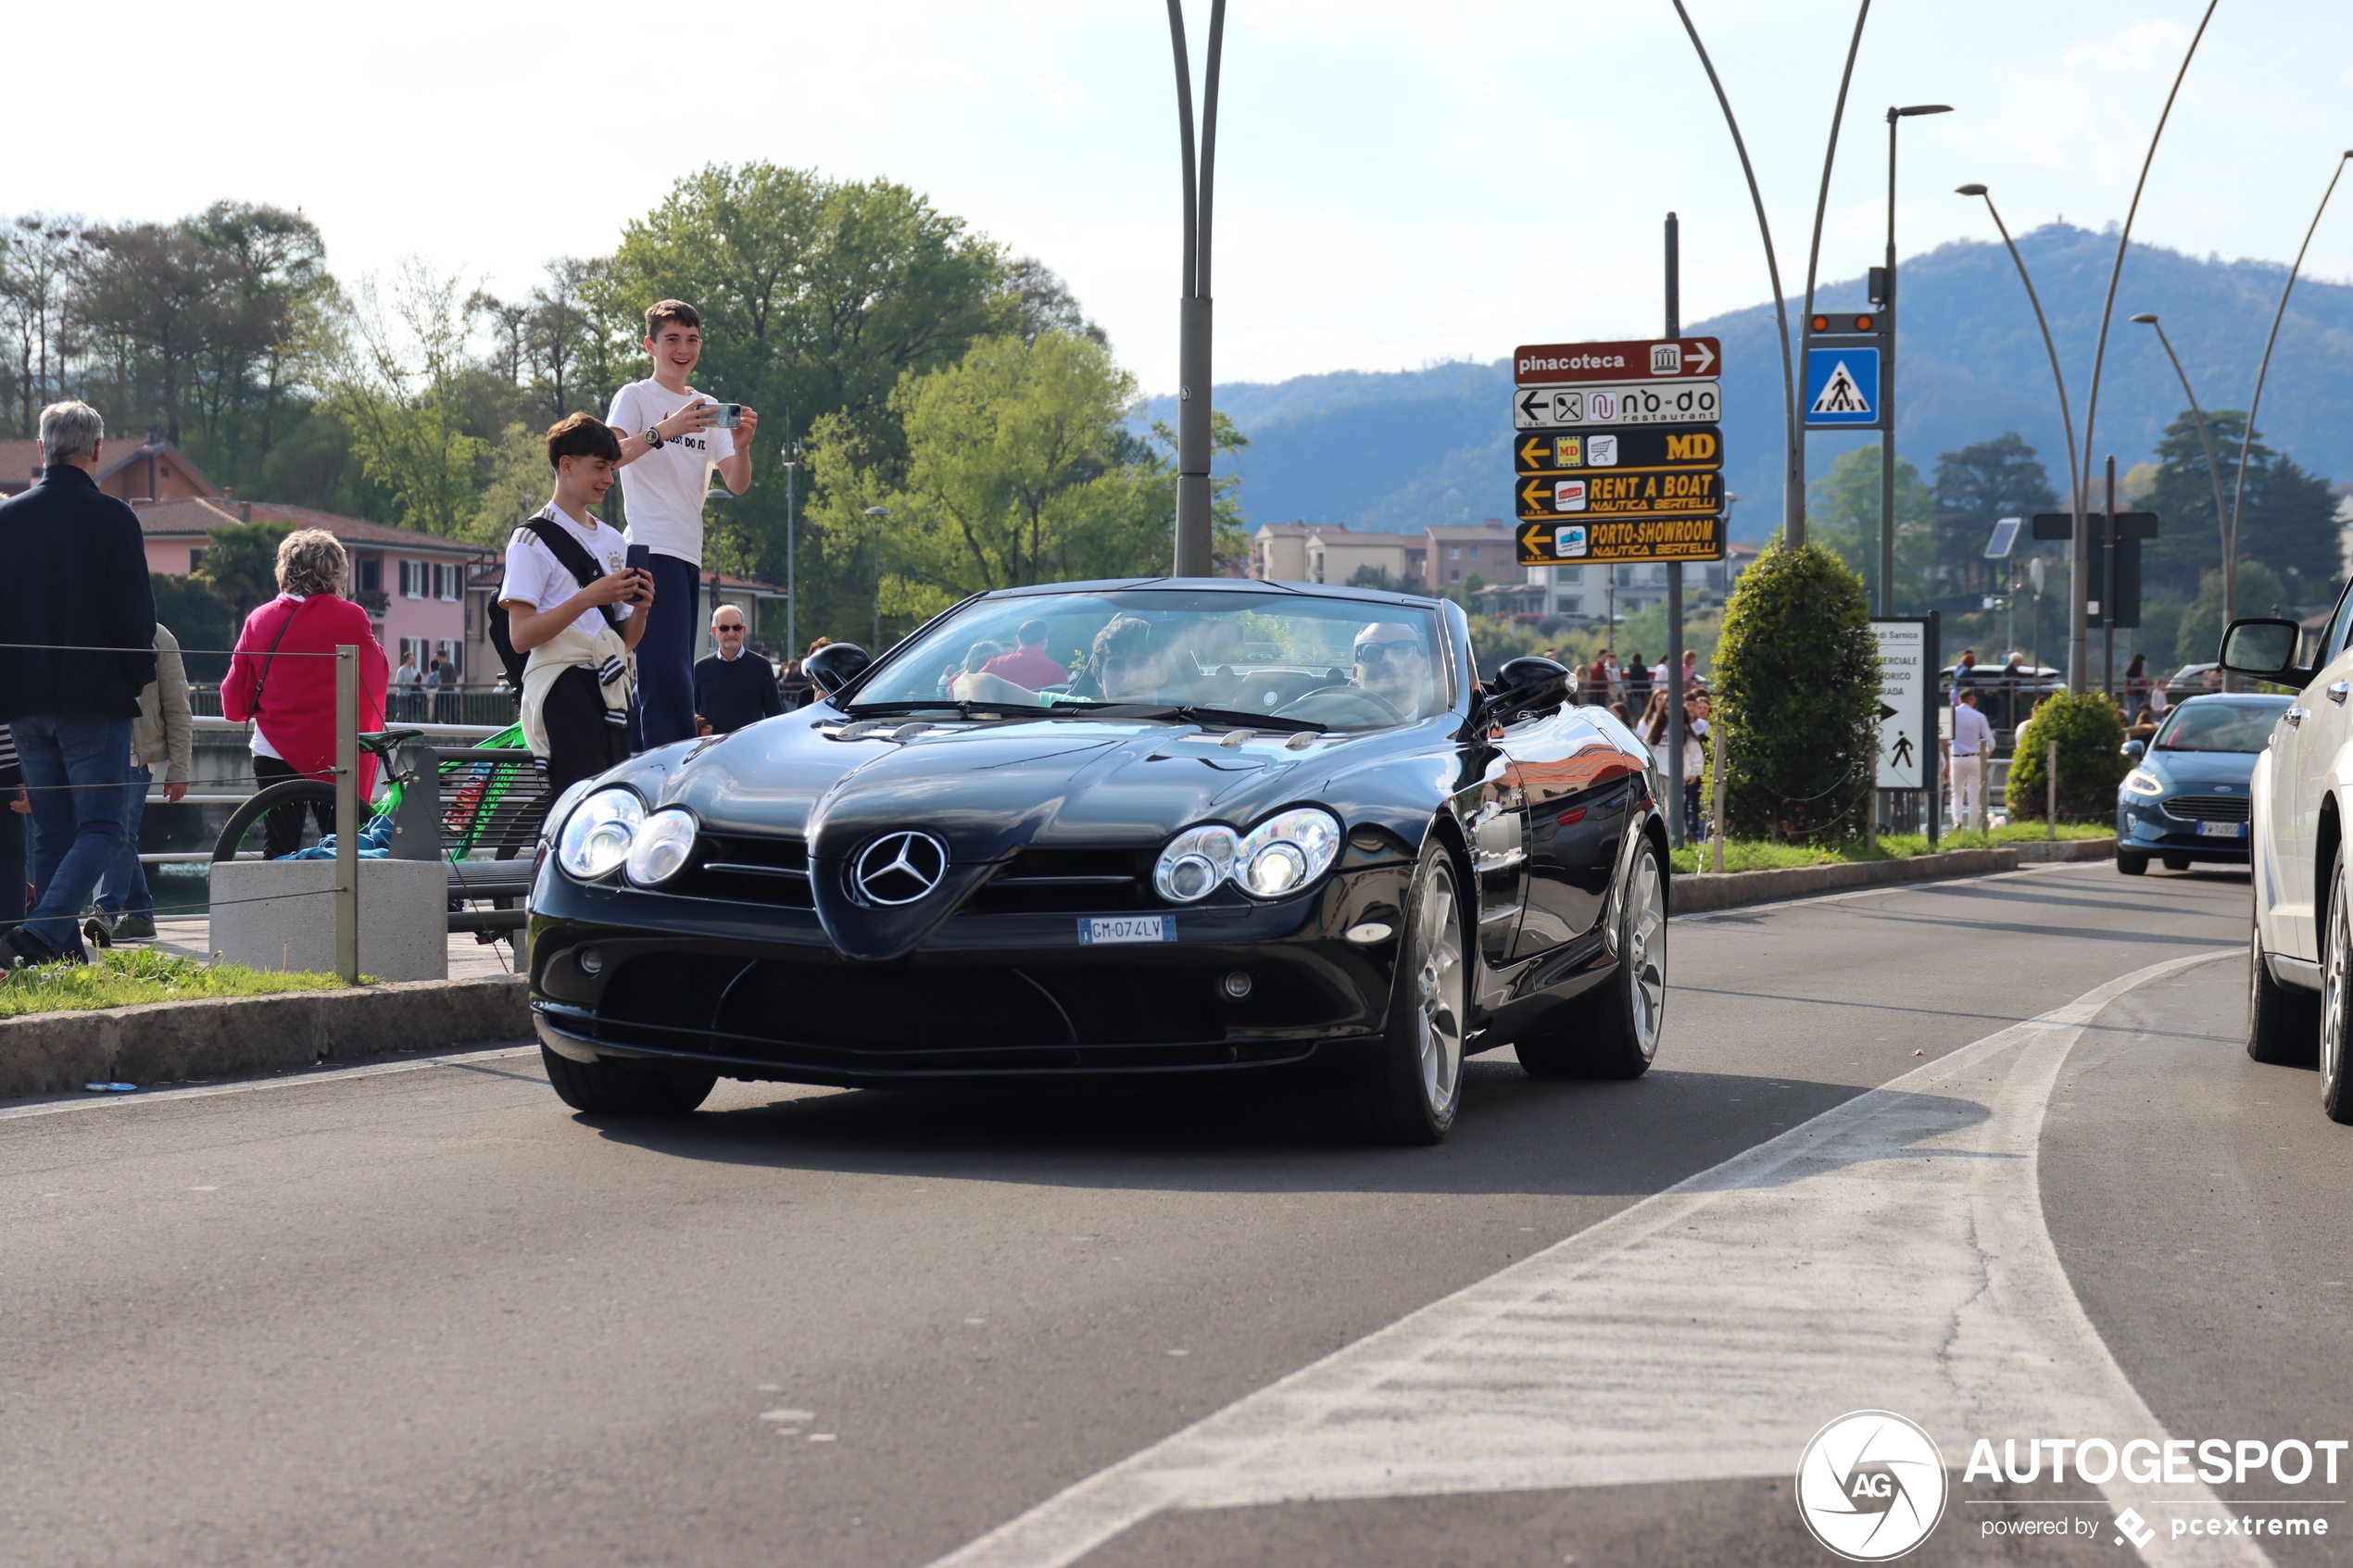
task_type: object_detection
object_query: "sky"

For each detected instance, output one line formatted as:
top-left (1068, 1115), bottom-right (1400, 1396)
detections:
top-left (18, 1), bottom-right (2353, 395)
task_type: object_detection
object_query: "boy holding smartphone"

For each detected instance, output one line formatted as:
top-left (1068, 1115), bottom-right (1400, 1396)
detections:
top-left (608, 299), bottom-right (758, 749)
top-left (500, 415), bottom-right (654, 797)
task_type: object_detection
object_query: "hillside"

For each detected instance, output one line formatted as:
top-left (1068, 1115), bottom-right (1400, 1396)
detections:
top-left (1142, 225), bottom-right (2353, 542)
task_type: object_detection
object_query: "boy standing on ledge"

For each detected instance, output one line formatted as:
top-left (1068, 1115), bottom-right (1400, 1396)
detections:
top-left (608, 299), bottom-right (758, 748)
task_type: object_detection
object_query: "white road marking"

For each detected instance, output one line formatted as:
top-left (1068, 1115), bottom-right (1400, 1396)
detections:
top-left (1674, 861), bottom-right (2098, 922)
top-left (0, 1044), bottom-right (539, 1122)
top-left (925, 949), bottom-right (2270, 1568)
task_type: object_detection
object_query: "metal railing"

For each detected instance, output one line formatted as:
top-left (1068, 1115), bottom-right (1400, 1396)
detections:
top-left (187, 684), bottom-right (521, 728)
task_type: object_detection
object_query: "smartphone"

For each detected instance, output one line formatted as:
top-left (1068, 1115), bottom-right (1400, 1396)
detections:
top-left (699, 401), bottom-right (744, 430)
top-left (624, 544), bottom-right (651, 576)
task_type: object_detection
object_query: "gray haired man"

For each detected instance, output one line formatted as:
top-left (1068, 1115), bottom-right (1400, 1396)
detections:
top-left (0, 402), bottom-right (157, 965)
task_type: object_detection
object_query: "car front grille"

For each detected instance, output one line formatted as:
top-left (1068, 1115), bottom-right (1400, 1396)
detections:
top-left (666, 832), bottom-right (813, 908)
top-left (2163, 794), bottom-right (2250, 823)
top-left (960, 847), bottom-right (1158, 915)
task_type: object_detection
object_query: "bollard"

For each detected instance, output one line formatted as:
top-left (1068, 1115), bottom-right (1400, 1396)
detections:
top-left (1709, 718), bottom-right (1729, 873)
top-left (1978, 750), bottom-right (1989, 836)
top-left (2045, 738), bottom-right (2057, 840)
top-left (335, 645), bottom-right (359, 983)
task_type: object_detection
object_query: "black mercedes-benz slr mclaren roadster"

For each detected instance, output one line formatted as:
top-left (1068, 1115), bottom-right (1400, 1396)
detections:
top-left (525, 578), bottom-right (1668, 1143)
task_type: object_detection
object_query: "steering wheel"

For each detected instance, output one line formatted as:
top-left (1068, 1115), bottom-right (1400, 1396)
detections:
top-left (1274, 684), bottom-right (1406, 728)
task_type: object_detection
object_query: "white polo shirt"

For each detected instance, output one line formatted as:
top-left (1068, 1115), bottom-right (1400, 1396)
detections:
top-left (608, 378), bottom-right (736, 568)
top-left (498, 504), bottom-right (635, 643)
top-left (1951, 703), bottom-right (1994, 758)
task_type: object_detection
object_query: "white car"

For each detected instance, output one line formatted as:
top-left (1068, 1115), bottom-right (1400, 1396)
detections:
top-left (2223, 615), bottom-right (2353, 1123)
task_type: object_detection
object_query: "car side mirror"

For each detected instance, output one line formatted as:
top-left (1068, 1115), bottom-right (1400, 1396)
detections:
top-left (805, 642), bottom-right (872, 695)
top-left (2123, 738), bottom-right (2145, 760)
top-left (2218, 618), bottom-right (2308, 685)
top-left (1482, 656), bottom-right (1569, 723)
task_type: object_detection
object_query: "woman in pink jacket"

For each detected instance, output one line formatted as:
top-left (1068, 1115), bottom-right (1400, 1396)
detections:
top-left (220, 530), bottom-right (390, 859)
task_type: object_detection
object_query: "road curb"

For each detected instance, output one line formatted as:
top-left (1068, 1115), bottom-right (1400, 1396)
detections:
top-left (1672, 838), bottom-right (2115, 914)
top-left (0, 975), bottom-right (530, 1101)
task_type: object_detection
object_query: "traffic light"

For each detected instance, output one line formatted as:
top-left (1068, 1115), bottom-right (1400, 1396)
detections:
top-left (1808, 312), bottom-right (1882, 336)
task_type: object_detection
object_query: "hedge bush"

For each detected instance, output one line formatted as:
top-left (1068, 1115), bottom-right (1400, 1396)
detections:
top-left (2006, 691), bottom-right (2129, 821)
top-left (1713, 538), bottom-right (1879, 843)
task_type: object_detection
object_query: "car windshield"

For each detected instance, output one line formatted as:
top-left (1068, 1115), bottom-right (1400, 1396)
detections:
top-left (848, 588), bottom-right (1453, 730)
top-left (2155, 701), bottom-right (2282, 754)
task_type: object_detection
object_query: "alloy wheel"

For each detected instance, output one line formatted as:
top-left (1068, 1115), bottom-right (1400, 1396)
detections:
top-left (1414, 859), bottom-right (1466, 1121)
top-left (1624, 849), bottom-right (1667, 1059)
top-left (2327, 873), bottom-right (2348, 1101)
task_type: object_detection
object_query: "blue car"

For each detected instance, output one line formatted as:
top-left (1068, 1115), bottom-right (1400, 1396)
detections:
top-left (2115, 693), bottom-right (2290, 874)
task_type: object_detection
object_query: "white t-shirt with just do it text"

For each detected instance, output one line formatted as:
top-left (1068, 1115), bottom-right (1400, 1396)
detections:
top-left (608, 378), bottom-right (736, 568)
top-left (498, 504), bottom-right (636, 645)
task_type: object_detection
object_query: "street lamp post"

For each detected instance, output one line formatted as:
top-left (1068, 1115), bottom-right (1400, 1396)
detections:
top-left (1876, 104), bottom-right (1952, 616)
top-left (780, 419), bottom-right (800, 665)
top-left (1166, 0), bottom-right (1226, 579)
top-left (2226, 150), bottom-right (2353, 621)
top-left (1958, 183), bottom-right (2082, 693)
top-left (2129, 314), bottom-right (2231, 634)
top-left (2070, 0), bottom-right (2215, 696)
top-left (862, 505), bottom-right (890, 648)
top-left (1668, 0), bottom-right (1803, 546)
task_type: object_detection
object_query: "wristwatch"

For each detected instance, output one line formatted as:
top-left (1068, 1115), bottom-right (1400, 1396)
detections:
top-left (642, 426), bottom-right (665, 449)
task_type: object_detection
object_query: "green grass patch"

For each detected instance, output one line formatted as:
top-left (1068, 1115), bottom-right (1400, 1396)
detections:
top-left (1668, 821), bottom-right (2110, 875)
top-left (0, 947), bottom-right (357, 1020)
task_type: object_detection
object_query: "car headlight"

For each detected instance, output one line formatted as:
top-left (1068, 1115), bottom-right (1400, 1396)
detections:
top-left (625, 808), bottom-right (698, 885)
top-left (1236, 808), bottom-right (1344, 898)
top-left (1154, 824), bottom-right (1239, 902)
top-left (557, 787), bottom-right (643, 880)
top-left (2122, 769), bottom-right (2164, 797)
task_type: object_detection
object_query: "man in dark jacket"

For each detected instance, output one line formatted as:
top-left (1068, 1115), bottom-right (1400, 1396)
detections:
top-left (692, 605), bottom-right (784, 734)
top-left (0, 402), bottom-right (157, 964)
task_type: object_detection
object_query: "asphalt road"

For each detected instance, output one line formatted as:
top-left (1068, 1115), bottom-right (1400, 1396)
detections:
top-left (5, 861), bottom-right (2345, 1568)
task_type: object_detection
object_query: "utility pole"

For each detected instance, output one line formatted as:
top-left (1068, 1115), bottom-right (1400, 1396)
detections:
top-left (1665, 213), bottom-right (1686, 849)
top-left (1879, 105), bottom-right (1951, 614)
top-left (780, 413), bottom-right (799, 665)
top-left (1167, 0), bottom-right (1226, 578)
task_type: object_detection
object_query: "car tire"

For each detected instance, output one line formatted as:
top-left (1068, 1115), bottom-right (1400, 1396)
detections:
top-left (2116, 851), bottom-right (2149, 876)
top-left (2162, 855), bottom-right (2192, 872)
top-left (2322, 847), bottom-right (2353, 1125)
top-left (541, 1045), bottom-right (717, 1117)
top-left (2248, 910), bottom-right (2319, 1066)
top-left (1515, 835), bottom-right (1667, 1082)
top-left (1345, 838), bottom-right (1469, 1146)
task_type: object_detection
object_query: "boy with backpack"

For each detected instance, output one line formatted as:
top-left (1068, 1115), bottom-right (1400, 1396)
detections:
top-left (496, 415), bottom-right (654, 797)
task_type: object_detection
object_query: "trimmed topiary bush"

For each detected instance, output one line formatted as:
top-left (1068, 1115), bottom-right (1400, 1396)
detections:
top-left (1713, 538), bottom-right (1879, 843)
top-left (2006, 691), bottom-right (2129, 821)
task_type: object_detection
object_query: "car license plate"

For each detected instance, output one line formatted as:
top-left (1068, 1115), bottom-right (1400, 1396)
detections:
top-left (2196, 821), bottom-right (2246, 838)
top-left (1079, 915), bottom-right (1175, 946)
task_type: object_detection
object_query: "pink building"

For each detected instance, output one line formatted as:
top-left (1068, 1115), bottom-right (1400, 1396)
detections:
top-left (138, 497), bottom-right (487, 681)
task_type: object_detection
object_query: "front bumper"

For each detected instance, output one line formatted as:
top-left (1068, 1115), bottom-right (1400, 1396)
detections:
top-left (2117, 802), bottom-right (2250, 861)
top-left (526, 860), bottom-right (1416, 1086)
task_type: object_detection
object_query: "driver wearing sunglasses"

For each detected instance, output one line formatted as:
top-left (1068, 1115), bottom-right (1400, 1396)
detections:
top-left (1351, 621), bottom-right (1430, 715)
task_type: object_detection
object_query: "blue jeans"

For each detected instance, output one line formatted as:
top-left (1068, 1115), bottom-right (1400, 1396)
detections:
top-left (95, 762), bottom-right (154, 918)
top-left (634, 552), bottom-right (700, 750)
top-left (0, 803), bottom-right (22, 939)
top-left (12, 715), bottom-right (133, 960)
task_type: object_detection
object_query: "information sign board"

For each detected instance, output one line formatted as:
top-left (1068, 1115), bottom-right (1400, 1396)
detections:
top-left (1514, 424), bottom-right (1722, 474)
top-left (1515, 337), bottom-right (1719, 384)
top-left (1516, 515), bottom-right (1726, 567)
top-left (1512, 381), bottom-right (1720, 430)
top-left (1516, 467), bottom-right (1723, 523)
top-left (1871, 619), bottom-right (1931, 790)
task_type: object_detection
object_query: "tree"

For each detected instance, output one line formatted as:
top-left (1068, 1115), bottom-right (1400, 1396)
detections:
top-left (2145, 410), bottom-right (2341, 604)
top-left (326, 260), bottom-right (491, 538)
top-left (1713, 538), bottom-right (1879, 843)
top-left (1932, 433), bottom-right (2056, 594)
top-left (150, 572), bottom-right (239, 682)
top-left (1808, 443), bottom-right (1935, 608)
top-left (0, 213), bottom-right (87, 436)
top-left (74, 220), bottom-right (238, 446)
top-left (195, 521), bottom-right (292, 621)
top-left (2176, 558), bottom-right (2289, 670)
top-left (1005, 257), bottom-right (1105, 345)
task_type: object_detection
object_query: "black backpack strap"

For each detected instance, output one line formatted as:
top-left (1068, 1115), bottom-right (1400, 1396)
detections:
top-left (518, 514), bottom-right (621, 631)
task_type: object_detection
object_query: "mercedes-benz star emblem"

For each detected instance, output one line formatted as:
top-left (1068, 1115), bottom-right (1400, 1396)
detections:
top-left (853, 831), bottom-right (949, 906)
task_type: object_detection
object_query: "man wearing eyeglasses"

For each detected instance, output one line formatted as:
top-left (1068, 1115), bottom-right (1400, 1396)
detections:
top-left (692, 606), bottom-right (784, 736)
top-left (1352, 621), bottom-right (1431, 717)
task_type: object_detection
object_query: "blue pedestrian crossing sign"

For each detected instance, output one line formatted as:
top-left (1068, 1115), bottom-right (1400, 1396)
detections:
top-left (1804, 346), bottom-right (1881, 428)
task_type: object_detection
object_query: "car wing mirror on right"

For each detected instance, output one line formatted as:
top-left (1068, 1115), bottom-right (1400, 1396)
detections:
top-left (2218, 618), bottom-right (2309, 686)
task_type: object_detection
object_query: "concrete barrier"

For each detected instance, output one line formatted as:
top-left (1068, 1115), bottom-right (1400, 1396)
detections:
top-left (0, 975), bottom-right (528, 1102)
top-left (1671, 839), bottom-right (2117, 915)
